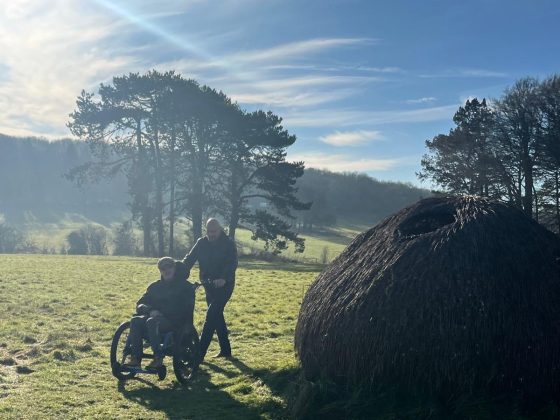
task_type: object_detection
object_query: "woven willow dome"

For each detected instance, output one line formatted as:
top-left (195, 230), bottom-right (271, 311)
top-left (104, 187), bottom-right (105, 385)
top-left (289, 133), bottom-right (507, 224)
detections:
top-left (295, 196), bottom-right (560, 396)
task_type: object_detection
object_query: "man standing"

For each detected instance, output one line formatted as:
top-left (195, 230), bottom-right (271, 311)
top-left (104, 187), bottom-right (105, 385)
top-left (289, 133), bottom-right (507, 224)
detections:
top-left (183, 218), bottom-right (238, 361)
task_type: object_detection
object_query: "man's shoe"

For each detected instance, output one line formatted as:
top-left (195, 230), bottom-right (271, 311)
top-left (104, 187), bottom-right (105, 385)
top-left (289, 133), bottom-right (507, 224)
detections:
top-left (123, 355), bottom-right (141, 368)
top-left (146, 357), bottom-right (164, 369)
top-left (212, 351), bottom-right (232, 359)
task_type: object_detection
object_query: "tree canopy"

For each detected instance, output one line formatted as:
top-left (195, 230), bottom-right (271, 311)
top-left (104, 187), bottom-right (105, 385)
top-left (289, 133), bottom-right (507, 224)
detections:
top-left (67, 70), bottom-right (310, 256)
top-left (419, 75), bottom-right (560, 232)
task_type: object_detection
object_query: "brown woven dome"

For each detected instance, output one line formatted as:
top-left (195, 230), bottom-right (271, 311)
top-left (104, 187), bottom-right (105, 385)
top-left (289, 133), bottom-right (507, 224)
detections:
top-left (295, 196), bottom-right (560, 396)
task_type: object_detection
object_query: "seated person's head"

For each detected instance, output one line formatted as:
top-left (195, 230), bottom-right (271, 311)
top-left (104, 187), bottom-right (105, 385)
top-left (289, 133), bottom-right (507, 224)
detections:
top-left (157, 257), bottom-right (176, 281)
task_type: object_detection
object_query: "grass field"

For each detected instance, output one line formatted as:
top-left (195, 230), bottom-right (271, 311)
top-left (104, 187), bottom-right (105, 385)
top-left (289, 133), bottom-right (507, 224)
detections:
top-left (0, 254), bottom-right (323, 419)
top-left (1, 253), bottom-right (555, 419)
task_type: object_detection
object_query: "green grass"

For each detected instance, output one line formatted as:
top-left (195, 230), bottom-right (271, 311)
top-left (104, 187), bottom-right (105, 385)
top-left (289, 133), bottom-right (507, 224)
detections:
top-left (0, 253), bottom-right (553, 419)
top-left (0, 254), bottom-right (322, 419)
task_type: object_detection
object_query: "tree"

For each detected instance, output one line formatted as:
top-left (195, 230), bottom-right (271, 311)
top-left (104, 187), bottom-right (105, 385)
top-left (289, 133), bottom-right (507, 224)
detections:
top-left (112, 221), bottom-right (137, 256)
top-left (538, 75), bottom-right (560, 231)
top-left (214, 109), bottom-right (310, 253)
top-left (66, 225), bottom-right (108, 255)
top-left (419, 98), bottom-right (503, 198)
top-left (172, 85), bottom-right (232, 241)
top-left (68, 74), bottom-right (156, 256)
top-left (68, 70), bottom-right (310, 256)
top-left (67, 230), bottom-right (88, 255)
top-left (0, 222), bottom-right (33, 253)
top-left (494, 78), bottom-right (543, 217)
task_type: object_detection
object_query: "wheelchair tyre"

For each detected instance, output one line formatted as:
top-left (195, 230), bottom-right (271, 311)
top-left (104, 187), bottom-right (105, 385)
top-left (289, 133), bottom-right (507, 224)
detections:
top-left (157, 365), bottom-right (167, 381)
top-left (110, 321), bottom-right (136, 380)
top-left (173, 327), bottom-right (200, 385)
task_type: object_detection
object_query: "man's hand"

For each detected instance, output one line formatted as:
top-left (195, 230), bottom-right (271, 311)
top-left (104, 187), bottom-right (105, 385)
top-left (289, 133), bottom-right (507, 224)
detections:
top-left (150, 310), bottom-right (162, 317)
top-left (213, 278), bottom-right (226, 288)
top-left (137, 304), bottom-right (151, 315)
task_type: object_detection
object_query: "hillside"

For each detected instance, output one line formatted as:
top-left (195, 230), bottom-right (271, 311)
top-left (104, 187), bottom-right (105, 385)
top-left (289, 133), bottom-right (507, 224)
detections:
top-left (0, 134), bottom-right (129, 224)
top-left (0, 134), bottom-right (429, 227)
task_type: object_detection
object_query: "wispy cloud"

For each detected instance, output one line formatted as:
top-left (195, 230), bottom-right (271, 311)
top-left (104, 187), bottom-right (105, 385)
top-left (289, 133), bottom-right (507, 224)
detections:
top-left (283, 104), bottom-right (458, 128)
top-left (230, 38), bottom-right (376, 63)
top-left (419, 68), bottom-right (508, 79)
top-left (289, 152), bottom-right (405, 172)
top-left (216, 75), bottom-right (379, 108)
top-left (229, 89), bottom-right (358, 107)
top-left (263, 64), bottom-right (403, 74)
top-left (319, 130), bottom-right (383, 146)
top-left (405, 97), bottom-right (436, 104)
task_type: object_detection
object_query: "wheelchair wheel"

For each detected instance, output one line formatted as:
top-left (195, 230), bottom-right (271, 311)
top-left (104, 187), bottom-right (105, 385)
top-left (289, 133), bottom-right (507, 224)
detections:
top-left (110, 321), bottom-right (136, 380)
top-left (173, 327), bottom-right (200, 385)
top-left (157, 365), bottom-right (167, 381)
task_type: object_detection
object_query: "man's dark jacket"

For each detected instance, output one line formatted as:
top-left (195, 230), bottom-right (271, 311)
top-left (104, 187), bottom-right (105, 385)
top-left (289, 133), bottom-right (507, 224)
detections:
top-left (136, 263), bottom-right (195, 329)
top-left (181, 232), bottom-right (238, 297)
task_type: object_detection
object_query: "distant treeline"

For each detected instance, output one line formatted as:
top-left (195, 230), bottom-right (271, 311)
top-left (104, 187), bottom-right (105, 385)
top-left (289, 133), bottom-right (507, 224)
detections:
top-left (420, 75), bottom-right (560, 232)
top-left (296, 168), bottom-right (428, 230)
top-left (0, 133), bottom-right (428, 253)
top-left (0, 133), bottom-right (128, 223)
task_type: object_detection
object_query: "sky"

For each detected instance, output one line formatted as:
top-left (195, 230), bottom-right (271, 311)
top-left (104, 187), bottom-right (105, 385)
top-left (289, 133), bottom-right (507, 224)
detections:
top-left (0, 0), bottom-right (559, 185)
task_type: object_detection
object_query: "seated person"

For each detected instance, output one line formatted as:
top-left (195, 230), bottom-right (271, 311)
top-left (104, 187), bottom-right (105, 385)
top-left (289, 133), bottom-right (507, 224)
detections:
top-left (123, 257), bottom-right (194, 369)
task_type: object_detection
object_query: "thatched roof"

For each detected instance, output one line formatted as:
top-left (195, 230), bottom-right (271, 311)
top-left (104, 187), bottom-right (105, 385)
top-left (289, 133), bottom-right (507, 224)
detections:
top-left (295, 196), bottom-right (560, 396)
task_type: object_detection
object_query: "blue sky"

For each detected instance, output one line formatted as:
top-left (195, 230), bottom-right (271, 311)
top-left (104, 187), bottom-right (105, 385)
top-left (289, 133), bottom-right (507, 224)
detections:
top-left (0, 0), bottom-right (558, 185)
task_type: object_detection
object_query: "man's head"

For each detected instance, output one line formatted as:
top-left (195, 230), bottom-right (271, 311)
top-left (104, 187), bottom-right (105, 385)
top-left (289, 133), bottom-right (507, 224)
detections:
top-left (157, 257), bottom-right (176, 281)
top-left (206, 218), bottom-right (222, 242)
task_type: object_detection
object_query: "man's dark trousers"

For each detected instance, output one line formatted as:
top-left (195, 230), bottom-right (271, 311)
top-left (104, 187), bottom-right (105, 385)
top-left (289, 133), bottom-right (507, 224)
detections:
top-left (129, 315), bottom-right (174, 359)
top-left (199, 286), bottom-right (233, 359)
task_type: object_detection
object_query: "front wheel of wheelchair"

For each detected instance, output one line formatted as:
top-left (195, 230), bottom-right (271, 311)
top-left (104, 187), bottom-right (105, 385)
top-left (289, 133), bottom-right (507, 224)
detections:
top-left (173, 328), bottom-right (200, 385)
top-left (110, 321), bottom-right (136, 380)
top-left (157, 365), bottom-right (167, 381)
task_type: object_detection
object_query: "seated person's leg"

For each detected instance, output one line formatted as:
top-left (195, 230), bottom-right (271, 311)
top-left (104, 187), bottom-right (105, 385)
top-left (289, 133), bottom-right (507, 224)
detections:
top-left (145, 316), bottom-right (174, 368)
top-left (124, 315), bottom-right (147, 367)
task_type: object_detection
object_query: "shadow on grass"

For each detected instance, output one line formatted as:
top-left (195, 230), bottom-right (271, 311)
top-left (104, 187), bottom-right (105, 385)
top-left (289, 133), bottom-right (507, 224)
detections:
top-left (117, 369), bottom-right (262, 419)
top-left (205, 357), bottom-right (301, 418)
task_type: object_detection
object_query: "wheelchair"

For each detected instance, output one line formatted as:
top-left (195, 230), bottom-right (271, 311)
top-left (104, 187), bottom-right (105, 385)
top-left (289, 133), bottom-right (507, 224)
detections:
top-left (110, 284), bottom-right (201, 385)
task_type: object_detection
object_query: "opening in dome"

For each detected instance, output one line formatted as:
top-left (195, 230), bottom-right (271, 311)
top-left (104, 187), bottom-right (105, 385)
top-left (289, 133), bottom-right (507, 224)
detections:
top-left (397, 205), bottom-right (456, 237)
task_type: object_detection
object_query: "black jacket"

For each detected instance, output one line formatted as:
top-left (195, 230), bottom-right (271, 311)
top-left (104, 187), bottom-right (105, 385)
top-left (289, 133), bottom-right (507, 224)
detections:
top-left (182, 232), bottom-right (238, 290)
top-left (136, 269), bottom-right (195, 329)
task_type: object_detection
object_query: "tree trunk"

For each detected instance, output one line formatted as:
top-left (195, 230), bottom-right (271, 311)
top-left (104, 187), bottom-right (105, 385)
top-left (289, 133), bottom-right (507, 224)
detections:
top-left (191, 149), bottom-right (204, 242)
top-left (521, 138), bottom-right (533, 218)
top-left (191, 186), bottom-right (203, 241)
top-left (229, 201), bottom-right (240, 240)
top-left (152, 125), bottom-right (165, 257)
top-left (136, 119), bottom-right (152, 257)
top-left (533, 184), bottom-right (539, 223)
top-left (228, 161), bottom-right (241, 240)
top-left (169, 127), bottom-right (176, 257)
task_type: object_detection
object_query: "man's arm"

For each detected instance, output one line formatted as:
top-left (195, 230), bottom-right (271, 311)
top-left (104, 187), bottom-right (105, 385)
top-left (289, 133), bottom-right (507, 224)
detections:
top-left (220, 239), bottom-right (238, 283)
top-left (136, 283), bottom-right (156, 314)
top-left (182, 238), bottom-right (201, 271)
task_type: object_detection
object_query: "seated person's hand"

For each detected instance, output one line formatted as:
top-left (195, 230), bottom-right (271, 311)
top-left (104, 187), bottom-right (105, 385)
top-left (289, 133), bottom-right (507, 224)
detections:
top-left (137, 304), bottom-right (151, 315)
top-left (213, 278), bottom-right (226, 288)
top-left (150, 310), bottom-right (162, 317)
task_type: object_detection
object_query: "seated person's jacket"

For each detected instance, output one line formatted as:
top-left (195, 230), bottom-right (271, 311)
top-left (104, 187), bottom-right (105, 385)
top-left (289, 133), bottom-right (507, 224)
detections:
top-left (136, 263), bottom-right (195, 330)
